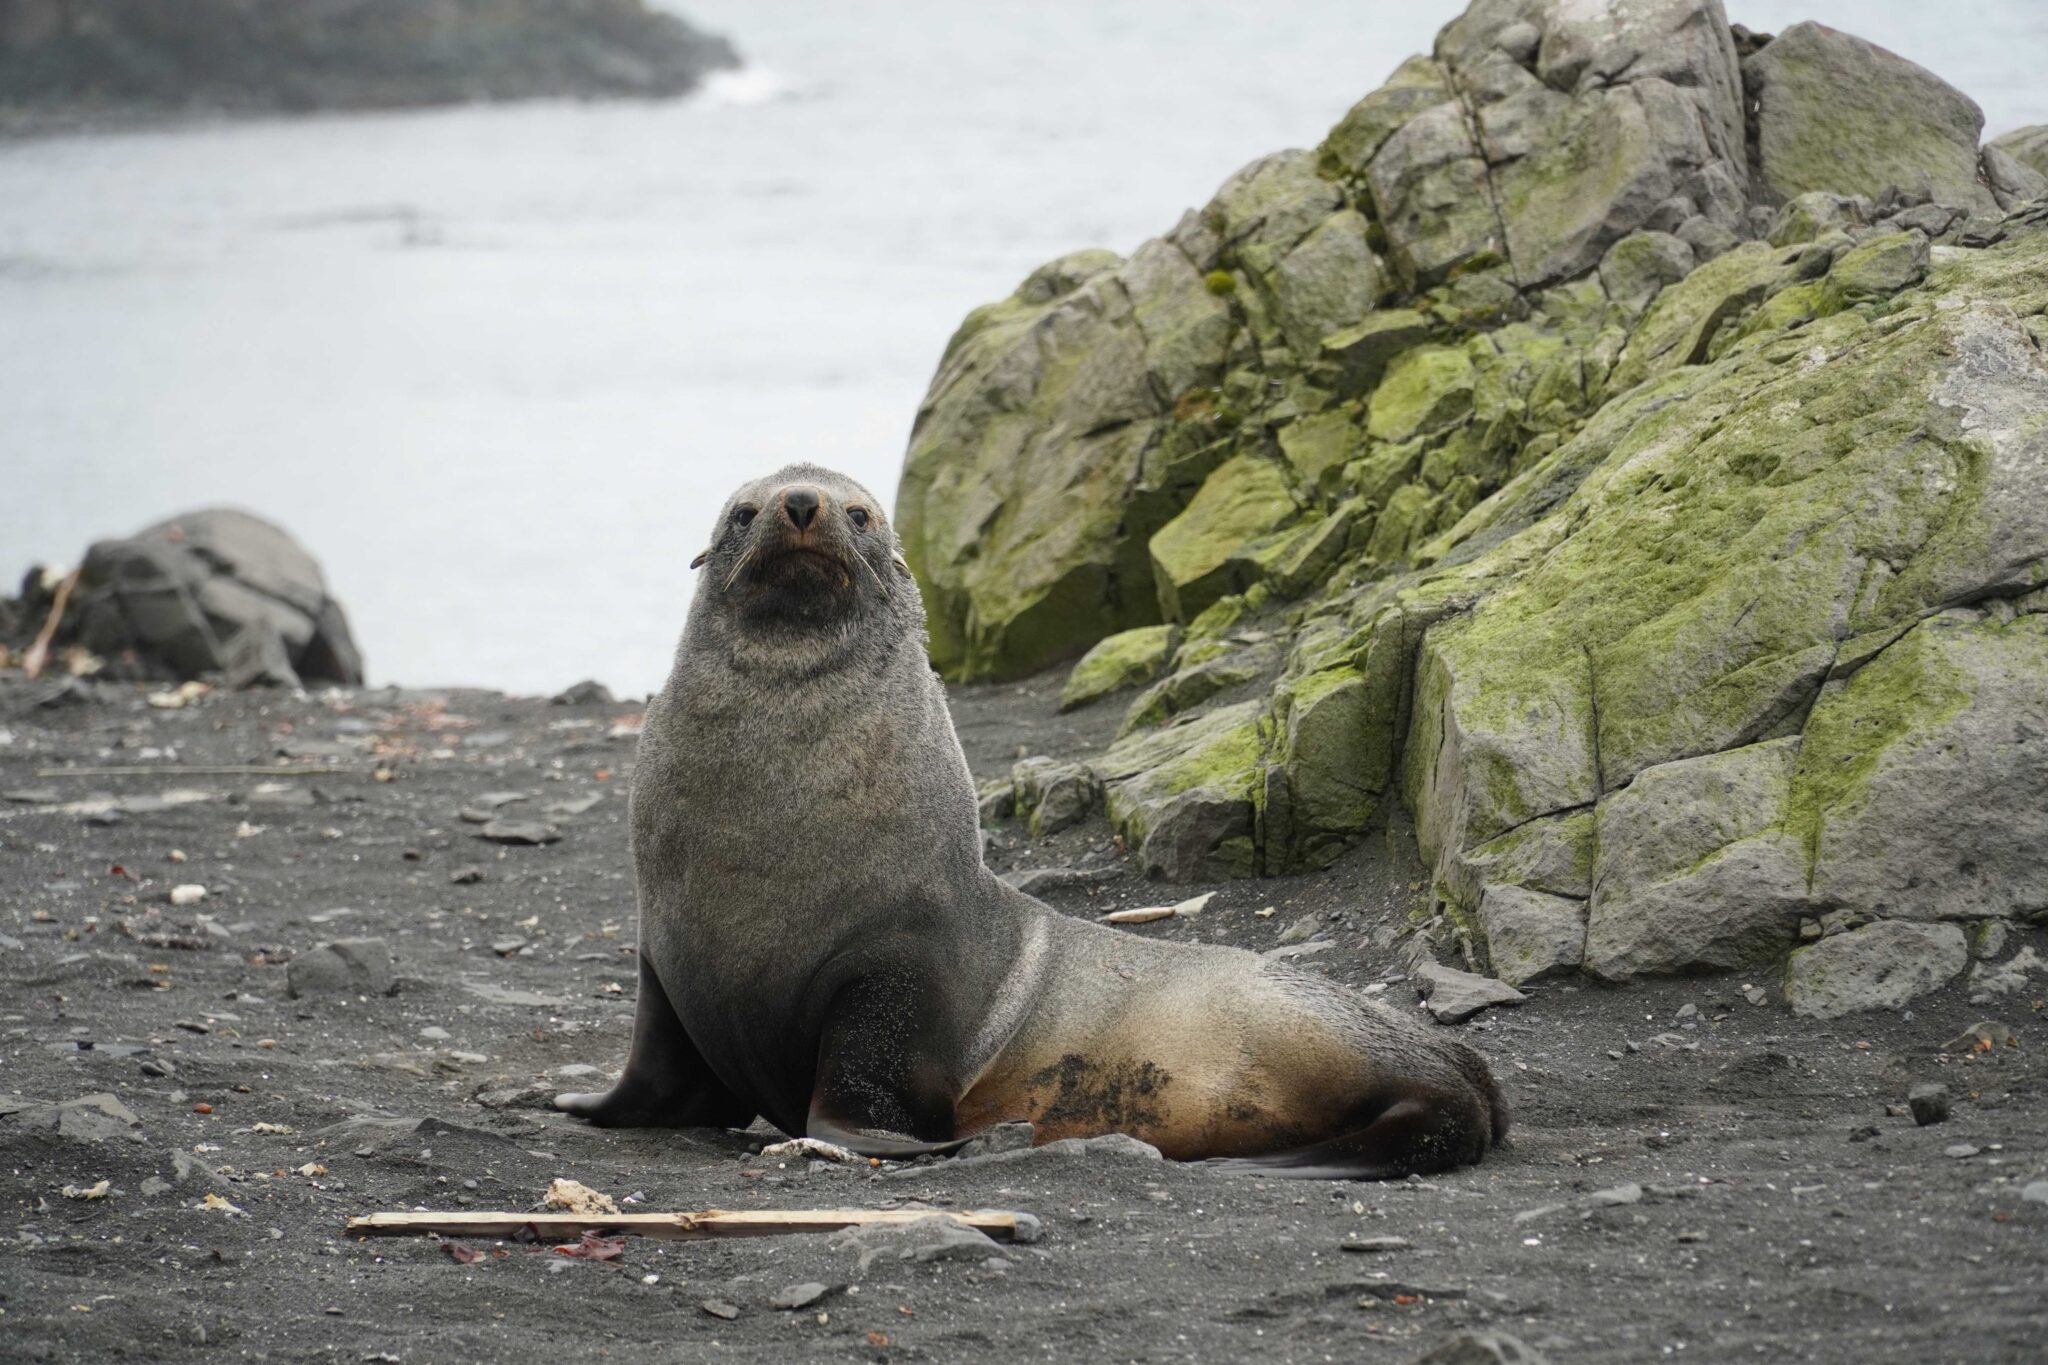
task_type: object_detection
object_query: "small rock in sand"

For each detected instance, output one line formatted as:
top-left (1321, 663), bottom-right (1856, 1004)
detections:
top-left (1412, 1330), bottom-right (1550, 1364)
top-left (768, 1282), bottom-right (834, 1310)
top-left (1411, 961), bottom-right (1527, 1024)
top-left (476, 819), bottom-right (560, 846)
top-left (286, 938), bottom-right (395, 999)
top-left (1907, 1083), bottom-right (1951, 1126)
top-left (832, 1215), bottom-right (1001, 1271)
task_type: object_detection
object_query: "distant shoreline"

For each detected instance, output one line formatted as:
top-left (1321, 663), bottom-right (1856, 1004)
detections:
top-left (0, 0), bottom-right (738, 138)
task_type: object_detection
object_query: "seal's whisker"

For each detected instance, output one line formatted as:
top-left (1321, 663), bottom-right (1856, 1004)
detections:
top-left (851, 547), bottom-right (890, 598)
top-left (721, 546), bottom-right (757, 593)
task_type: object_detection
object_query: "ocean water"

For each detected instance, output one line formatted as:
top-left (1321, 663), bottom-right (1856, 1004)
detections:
top-left (3, 0), bottom-right (2044, 696)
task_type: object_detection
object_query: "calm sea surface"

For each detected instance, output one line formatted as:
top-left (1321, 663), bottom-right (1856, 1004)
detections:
top-left (4, 1), bottom-right (2044, 694)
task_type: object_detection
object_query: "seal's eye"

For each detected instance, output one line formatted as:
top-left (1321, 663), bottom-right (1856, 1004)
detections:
top-left (848, 507), bottom-right (871, 531)
top-left (732, 506), bottom-right (757, 528)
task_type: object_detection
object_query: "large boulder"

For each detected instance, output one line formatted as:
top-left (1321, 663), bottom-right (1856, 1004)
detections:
top-left (1742, 22), bottom-right (1997, 212)
top-left (47, 509), bottom-right (364, 687)
top-left (900, 0), bottom-right (2048, 1002)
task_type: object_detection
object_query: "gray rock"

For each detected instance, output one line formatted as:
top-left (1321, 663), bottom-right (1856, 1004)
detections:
top-left (1766, 191), bottom-right (1868, 247)
top-left (1412, 1329), bottom-right (1551, 1364)
top-left (698, 1300), bottom-right (739, 1321)
top-left (954, 1120), bottom-right (1035, 1159)
top-left (1341, 1235), bottom-right (1414, 1253)
top-left (2021, 1180), bottom-right (2048, 1206)
top-left (1412, 960), bottom-right (1528, 1023)
top-left (61, 508), bottom-right (363, 687)
top-left (1807, 619), bottom-right (2048, 924)
top-left (286, 938), bottom-right (396, 999)
top-left (1987, 124), bottom-right (2048, 179)
top-left (1944, 1143), bottom-right (1980, 1160)
top-left (1969, 946), bottom-right (2046, 1001)
top-left (1940, 1020), bottom-right (2017, 1053)
top-left (1478, 883), bottom-right (1586, 986)
top-left (1366, 99), bottom-right (1500, 289)
top-left (1743, 21), bottom-right (1996, 213)
top-left (1585, 740), bottom-right (1809, 979)
top-left (1598, 230), bottom-right (1695, 315)
top-left (1819, 230), bottom-right (1930, 313)
top-left (550, 679), bottom-right (614, 705)
top-left (831, 1215), bottom-right (1003, 1272)
top-left (1782, 921), bottom-right (1969, 1020)
top-left (1906, 1083), bottom-right (1951, 1127)
top-left (475, 819), bottom-right (561, 845)
top-left (7, 1092), bottom-right (145, 1143)
top-left (768, 1282), bottom-right (833, 1311)
top-left (1260, 209), bottom-right (1386, 352)
top-left (1010, 757), bottom-right (1104, 838)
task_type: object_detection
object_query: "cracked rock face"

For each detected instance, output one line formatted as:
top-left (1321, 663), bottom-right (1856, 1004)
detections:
top-left (897, 0), bottom-right (2048, 996)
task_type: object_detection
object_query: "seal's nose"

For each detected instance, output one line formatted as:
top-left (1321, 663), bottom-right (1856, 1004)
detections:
top-left (781, 486), bottom-right (821, 531)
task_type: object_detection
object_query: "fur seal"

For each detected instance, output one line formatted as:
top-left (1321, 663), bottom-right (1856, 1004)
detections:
top-left (556, 463), bottom-right (1507, 1178)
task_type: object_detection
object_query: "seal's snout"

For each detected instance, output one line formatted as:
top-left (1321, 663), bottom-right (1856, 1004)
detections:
top-left (780, 486), bottom-right (822, 531)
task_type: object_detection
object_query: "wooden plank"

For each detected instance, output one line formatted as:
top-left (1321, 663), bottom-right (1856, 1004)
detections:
top-left (36, 765), bottom-right (359, 778)
top-left (345, 1207), bottom-right (1037, 1243)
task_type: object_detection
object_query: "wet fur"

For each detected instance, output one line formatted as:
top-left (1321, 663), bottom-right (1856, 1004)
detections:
top-left (556, 463), bottom-right (1507, 1179)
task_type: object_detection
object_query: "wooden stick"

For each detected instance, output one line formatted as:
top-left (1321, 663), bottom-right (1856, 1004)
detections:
top-left (34, 764), bottom-right (360, 778)
top-left (21, 567), bottom-right (81, 681)
top-left (346, 1207), bottom-right (1037, 1244)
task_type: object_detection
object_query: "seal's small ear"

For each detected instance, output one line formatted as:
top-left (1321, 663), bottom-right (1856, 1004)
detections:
top-left (891, 553), bottom-right (911, 577)
top-left (690, 549), bottom-right (711, 570)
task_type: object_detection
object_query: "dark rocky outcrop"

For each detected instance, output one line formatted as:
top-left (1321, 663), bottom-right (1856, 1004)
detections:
top-left (0, 0), bottom-right (737, 128)
top-left (6, 508), bottom-right (364, 687)
top-left (900, 0), bottom-right (2048, 1009)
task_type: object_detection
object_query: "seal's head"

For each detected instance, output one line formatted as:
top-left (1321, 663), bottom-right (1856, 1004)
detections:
top-left (686, 463), bottom-right (918, 676)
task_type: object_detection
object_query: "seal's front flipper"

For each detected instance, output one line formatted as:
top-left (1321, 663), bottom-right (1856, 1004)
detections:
top-left (555, 952), bottom-right (754, 1130)
top-left (806, 971), bottom-right (966, 1158)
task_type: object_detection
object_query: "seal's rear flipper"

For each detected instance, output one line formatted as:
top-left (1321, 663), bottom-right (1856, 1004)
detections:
top-left (806, 970), bottom-right (966, 1157)
top-left (555, 952), bottom-right (755, 1130)
top-left (1197, 1092), bottom-right (1494, 1182)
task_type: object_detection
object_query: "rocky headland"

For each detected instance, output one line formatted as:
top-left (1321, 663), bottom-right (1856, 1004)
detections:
top-left (898, 0), bottom-right (2048, 1016)
top-left (0, 0), bottom-right (737, 130)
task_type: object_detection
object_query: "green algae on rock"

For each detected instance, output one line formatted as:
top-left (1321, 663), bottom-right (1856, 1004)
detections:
top-left (894, 0), bottom-right (2048, 1004)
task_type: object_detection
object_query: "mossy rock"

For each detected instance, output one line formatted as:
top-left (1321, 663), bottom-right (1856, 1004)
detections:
top-left (1059, 625), bottom-right (1178, 712)
top-left (1148, 455), bottom-right (1301, 621)
top-left (1366, 345), bottom-right (1476, 444)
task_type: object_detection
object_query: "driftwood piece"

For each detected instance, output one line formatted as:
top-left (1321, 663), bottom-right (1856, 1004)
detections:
top-left (36, 765), bottom-right (359, 779)
top-left (21, 567), bottom-right (81, 680)
top-left (346, 1207), bottom-right (1040, 1244)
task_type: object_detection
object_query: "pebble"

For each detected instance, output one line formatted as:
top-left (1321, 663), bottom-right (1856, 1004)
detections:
top-left (286, 938), bottom-right (396, 999)
top-left (2021, 1181), bottom-right (2048, 1205)
top-left (475, 819), bottom-right (560, 846)
top-left (419, 1026), bottom-right (451, 1042)
top-left (449, 866), bottom-right (486, 885)
top-left (1944, 1144), bottom-right (1980, 1159)
top-left (698, 1300), bottom-right (740, 1321)
top-left (768, 1282), bottom-right (833, 1311)
top-left (169, 884), bottom-right (207, 906)
top-left (1340, 1235), bottom-right (1412, 1253)
top-left (1907, 1083), bottom-right (1951, 1127)
top-left (1413, 1329), bottom-right (1550, 1364)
